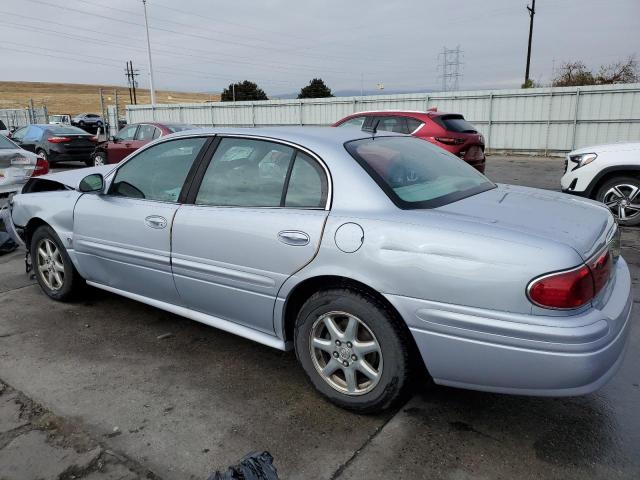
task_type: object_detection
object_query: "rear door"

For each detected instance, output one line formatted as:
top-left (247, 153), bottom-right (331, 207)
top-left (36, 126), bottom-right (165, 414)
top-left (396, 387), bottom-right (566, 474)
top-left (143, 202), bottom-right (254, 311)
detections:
top-left (107, 124), bottom-right (138, 163)
top-left (171, 136), bottom-right (330, 334)
top-left (73, 136), bottom-right (209, 304)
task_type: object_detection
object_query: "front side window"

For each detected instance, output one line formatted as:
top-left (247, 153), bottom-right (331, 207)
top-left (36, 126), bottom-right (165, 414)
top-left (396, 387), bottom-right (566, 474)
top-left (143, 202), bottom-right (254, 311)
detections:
top-left (345, 136), bottom-right (494, 209)
top-left (196, 138), bottom-right (294, 207)
top-left (338, 116), bottom-right (365, 129)
top-left (116, 125), bottom-right (138, 141)
top-left (110, 137), bottom-right (206, 202)
top-left (11, 127), bottom-right (27, 142)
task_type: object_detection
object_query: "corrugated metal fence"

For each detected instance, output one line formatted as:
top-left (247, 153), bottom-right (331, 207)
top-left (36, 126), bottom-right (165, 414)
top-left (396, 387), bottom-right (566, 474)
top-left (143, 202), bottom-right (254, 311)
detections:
top-left (126, 83), bottom-right (640, 155)
top-left (0, 107), bottom-right (48, 130)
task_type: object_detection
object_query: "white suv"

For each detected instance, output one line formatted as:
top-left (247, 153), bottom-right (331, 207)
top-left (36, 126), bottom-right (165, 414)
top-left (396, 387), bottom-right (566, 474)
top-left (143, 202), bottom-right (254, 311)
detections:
top-left (561, 142), bottom-right (640, 226)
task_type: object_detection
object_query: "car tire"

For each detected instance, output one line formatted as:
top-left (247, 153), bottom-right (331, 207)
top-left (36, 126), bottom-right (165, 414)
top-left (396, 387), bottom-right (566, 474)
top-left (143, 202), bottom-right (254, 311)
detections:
top-left (596, 176), bottom-right (640, 226)
top-left (90, 151), bottom-right (106, 167)
top-left (30, 225), bottom-right (83, 302)
top-left (294, 288), bottom-right (412, 413)
top-left (79, 121), bottom-right (85, 127)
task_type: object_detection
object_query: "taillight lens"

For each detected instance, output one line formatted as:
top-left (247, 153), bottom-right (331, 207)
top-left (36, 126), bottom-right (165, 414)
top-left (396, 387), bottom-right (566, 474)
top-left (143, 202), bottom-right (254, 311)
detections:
top-left (527, 249), bottom-right (613, 309)
top-left (435, 137), bottom-right (465, 145)
top-left (47, 136), bottom-right (71, 143)
top-left (32, 157), bottom-right (49, 177)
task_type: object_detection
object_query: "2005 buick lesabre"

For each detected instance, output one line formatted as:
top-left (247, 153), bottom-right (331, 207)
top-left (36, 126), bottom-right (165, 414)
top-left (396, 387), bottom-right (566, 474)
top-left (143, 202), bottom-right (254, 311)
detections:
top-left (1, 127), bottom-right (631, 412)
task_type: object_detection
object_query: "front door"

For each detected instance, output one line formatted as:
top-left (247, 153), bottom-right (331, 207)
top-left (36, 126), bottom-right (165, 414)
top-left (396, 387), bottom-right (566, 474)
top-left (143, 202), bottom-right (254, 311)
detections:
top-left (171, 136), bottom-right (330, 334)
top-left (73, 136), bottom-right (209, 303)
top-left (106, 124), bottom-right (141, 164)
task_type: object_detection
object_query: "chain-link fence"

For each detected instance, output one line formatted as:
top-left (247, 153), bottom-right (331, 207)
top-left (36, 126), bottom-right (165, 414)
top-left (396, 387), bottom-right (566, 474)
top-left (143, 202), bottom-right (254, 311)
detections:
top-left (0, 107), bottom-right (48, 131)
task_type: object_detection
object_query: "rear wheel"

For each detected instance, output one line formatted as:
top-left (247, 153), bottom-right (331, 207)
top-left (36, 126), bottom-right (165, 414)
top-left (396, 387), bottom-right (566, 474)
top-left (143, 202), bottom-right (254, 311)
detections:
top-left (294, 288), bottom-right (412, 413)
top-left (30, 225), bottom-right (83, 301)
top-left (596, 176), bottom-right (640, 226)
top-left (36, 149), bottom-right (48, 163)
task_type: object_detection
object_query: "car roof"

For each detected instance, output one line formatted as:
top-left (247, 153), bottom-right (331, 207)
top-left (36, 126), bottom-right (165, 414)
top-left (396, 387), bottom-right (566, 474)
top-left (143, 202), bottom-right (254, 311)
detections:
top-left (167, 126), bottom-right (400, 150)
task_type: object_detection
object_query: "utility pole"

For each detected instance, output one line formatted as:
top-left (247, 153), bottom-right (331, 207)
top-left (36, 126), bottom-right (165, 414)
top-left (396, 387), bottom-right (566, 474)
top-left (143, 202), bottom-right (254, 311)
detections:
top-left (125, 62), bottom-right (133, 104)
top-left (232, 83), bottom-right (236, 102)
top-left (524, 0), bottom-right (536, 85)
top-left (142, 0), bottom-right (156, 106)
top-left (124, 60), bottom-right (139, 105)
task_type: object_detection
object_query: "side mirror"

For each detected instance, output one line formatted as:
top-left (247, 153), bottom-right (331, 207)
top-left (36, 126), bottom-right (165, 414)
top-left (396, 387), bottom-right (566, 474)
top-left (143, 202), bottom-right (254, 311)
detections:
top-left (79, 173), bottom-right (104, 193)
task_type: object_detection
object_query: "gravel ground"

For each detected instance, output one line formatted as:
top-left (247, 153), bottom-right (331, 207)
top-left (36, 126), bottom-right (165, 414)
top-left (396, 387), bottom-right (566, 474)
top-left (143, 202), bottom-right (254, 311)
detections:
top-left (0, 155), bottom-right (638, 480)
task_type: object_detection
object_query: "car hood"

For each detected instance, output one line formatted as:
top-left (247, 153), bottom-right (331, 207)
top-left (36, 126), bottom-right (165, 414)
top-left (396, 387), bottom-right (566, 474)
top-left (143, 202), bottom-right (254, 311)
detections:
top-left (434, 184), bottom-right (614, 260)
top-left (35, 164), bottom-right (115, 190)
top-left (570, 142), bottom-right (640, 155)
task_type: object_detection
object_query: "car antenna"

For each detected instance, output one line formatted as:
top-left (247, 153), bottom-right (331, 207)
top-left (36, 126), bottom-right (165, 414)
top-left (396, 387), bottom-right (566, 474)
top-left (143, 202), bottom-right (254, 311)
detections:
top-left (361, 118), bottom-right (380, 137)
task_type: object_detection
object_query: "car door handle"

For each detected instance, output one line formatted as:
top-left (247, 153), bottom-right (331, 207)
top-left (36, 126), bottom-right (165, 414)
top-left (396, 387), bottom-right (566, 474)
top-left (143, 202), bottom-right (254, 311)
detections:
top-left (278, 230), bottom-right (310, 246)
top-left (144, 215), bottom-right (167, 229)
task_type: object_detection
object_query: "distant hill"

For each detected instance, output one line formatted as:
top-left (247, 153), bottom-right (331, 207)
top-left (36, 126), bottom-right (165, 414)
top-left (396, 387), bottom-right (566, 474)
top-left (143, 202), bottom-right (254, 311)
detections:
top-left (271, 88), bottom-right (435, 100)
top-left (0, 81), bottom-right (220, 115)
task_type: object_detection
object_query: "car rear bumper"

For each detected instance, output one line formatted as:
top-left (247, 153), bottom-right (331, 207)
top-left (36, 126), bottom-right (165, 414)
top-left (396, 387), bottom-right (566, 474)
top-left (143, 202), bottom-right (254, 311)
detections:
top-left (385, 256), bottom-right (632, 396)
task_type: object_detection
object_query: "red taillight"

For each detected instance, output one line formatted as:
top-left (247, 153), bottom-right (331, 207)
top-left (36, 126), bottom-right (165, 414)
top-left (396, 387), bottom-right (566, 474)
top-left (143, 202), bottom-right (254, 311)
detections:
top-left (527, 249), bottom-right (612, 309)
top-left (47, 136), bottom-right (71, 143)
top-left (435, 137), bottom-right (465, 145)
top-left (32, 157), bottom-right (49, 177)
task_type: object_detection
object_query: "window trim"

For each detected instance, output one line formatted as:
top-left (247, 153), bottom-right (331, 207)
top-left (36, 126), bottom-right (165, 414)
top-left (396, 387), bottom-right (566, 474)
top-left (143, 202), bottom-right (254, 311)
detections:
top-left (106, 135), bottom-right (214, 205)
top-left (184, 134), bottom-right (332, 211)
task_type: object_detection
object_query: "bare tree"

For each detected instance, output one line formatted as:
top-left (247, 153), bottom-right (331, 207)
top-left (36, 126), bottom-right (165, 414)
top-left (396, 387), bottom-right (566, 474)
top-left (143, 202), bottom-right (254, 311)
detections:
top-left (552, 56), bottom-right (638, 87)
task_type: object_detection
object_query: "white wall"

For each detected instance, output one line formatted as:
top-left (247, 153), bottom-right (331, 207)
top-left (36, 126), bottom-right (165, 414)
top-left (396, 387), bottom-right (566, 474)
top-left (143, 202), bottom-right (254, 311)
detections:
top-left (126, 83), bottom-right (640, 155)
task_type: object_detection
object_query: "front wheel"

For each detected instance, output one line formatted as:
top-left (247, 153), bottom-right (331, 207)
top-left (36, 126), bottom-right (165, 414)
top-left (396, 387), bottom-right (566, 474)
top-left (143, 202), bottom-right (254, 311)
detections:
top-left (294, 288), bottom-right (412, 413)
top-left (91, 151), bottom-right (106, 167)
top-left (596, 176), bottom-right (640, 226)
top-left (30, 225), bottom-right (83, 301)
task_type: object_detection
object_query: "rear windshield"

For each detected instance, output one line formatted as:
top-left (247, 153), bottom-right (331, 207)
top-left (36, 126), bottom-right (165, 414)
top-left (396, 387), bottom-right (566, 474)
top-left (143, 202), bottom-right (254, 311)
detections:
top-left (48, 125), bottom-right (88, 135)
top-left (166, 124), bottom-right (196, 133)
top-left (435, 114), bottom-right (478, 133)
top-left (345, 136), bottom-right (494, 209)
top-left (0, 134), bottom-right (17, 149)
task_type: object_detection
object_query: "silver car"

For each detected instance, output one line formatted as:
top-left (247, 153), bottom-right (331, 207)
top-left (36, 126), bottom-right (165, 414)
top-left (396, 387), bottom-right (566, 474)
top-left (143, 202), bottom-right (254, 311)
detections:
top-left (1, 127), bottom-right (632, 412)
top-left (0, 134), bottom-right (47, 197)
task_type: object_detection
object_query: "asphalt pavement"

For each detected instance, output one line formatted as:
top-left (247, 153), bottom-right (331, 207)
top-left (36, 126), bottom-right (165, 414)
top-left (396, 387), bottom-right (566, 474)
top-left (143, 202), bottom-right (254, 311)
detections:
top-left (0, 155), bottom-right (638, 480)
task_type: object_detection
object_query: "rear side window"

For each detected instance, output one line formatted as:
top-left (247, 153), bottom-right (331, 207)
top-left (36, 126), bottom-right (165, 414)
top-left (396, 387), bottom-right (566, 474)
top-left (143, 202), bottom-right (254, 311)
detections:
top-left (406, 117), bottom-right (423, 132)
top-left (116, 125), bottom-right (138, 141)
top-left (285, 152), bottom-right (327, 208)
top-left (435, 114), bottom-right (478, 133)
top-left (0, 134), bottom-right (16, 149)
top-left (135, 124), bottom-right (158, 141)
top-left (375, 116), bottom-right (410, 134)
top-left (110, 137), bottom-right (206, 202)
top-left (0, 120), bottom-right (6, 130)
top-left (196, 138), bottom-right (295, 207)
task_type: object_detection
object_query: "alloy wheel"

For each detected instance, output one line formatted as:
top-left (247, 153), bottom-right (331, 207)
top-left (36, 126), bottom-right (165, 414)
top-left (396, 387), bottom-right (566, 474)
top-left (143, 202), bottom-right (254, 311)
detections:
top-left (603, 183), bottom-right (640, 221)
top-left (36, 238), bottom-right (65, 291)
top-left (309, 311), bottom-right (383, 396)
top-left (93, 153), bottom-right (105, 166)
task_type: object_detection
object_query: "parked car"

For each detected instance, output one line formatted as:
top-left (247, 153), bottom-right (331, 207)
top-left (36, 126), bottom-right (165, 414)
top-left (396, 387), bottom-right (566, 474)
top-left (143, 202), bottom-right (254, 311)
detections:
top-left (49, 114), bottom-right (71, 125)
top-left (71, 113), bottom-right (104, 129)
top-left (0, 119), bottom-right (10, 137)
top-left (561, 142), bottom-right (640, 226)
top-left (2, 127), bottom-right (630, 413)
top-left (91, 122), bottom-right (196, 166)
top-left (333, 110), bottom-right (486, 172)
top-left (10, 124), bottom-right (98, 166)
top-left (0, 134), bottom-right (48, 197)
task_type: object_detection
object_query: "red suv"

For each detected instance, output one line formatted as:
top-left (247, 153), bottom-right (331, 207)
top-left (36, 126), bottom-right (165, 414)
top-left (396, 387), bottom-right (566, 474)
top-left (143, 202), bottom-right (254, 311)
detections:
top-left (91, 122), bottom-right (196, 166)
top-left (333, 110), bottom-right (486, 172)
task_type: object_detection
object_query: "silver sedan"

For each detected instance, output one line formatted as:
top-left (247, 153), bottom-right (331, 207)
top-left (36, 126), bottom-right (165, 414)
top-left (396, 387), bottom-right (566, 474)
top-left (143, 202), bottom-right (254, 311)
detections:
top-left (0, 134), bottom-right (48, 198)
top-left (2, 127), bottom-right (632, 412)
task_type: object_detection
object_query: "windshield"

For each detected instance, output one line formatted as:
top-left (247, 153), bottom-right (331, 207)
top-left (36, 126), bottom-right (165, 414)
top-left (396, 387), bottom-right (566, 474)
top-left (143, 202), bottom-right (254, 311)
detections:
top-left (345, 136), bottom-right (494, 208)
top-left (0, 134), bottom-right (17, 149)
top-left (435, 114), bottom-right (478, 133)
top-left (48, 125), bottom-right (88, 135)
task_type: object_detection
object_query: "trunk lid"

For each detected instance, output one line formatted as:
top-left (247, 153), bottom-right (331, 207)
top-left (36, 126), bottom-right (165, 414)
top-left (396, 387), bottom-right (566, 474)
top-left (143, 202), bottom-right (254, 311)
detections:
top-left (435, 184), bottom-right (614, 260)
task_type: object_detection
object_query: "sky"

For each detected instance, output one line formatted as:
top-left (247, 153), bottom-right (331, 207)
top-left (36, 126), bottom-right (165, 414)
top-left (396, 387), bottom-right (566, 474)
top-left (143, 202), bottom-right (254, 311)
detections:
top-left (1, 0), bottom-right (638, 97)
